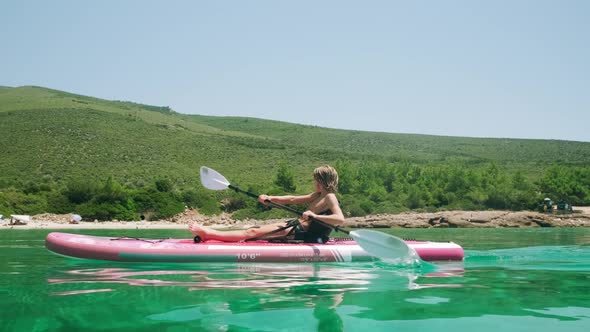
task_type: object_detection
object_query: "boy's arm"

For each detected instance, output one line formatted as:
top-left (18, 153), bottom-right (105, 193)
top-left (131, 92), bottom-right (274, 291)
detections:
top-left (258, 192), bottom-right (319, 205)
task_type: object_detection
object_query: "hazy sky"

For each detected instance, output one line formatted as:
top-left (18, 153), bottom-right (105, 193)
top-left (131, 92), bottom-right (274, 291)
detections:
top-left (2, 1), bottom-right (589, 142)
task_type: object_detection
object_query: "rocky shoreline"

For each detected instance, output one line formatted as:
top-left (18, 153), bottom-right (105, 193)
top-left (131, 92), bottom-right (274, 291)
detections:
top-left (2, 207), bottom-right (590, 229)
top-left (343, 209), bottom-right (590, 228)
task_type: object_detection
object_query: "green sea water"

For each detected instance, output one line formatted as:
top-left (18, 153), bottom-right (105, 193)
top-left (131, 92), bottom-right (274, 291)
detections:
top-left (1, 228), bottom-right (589, 332)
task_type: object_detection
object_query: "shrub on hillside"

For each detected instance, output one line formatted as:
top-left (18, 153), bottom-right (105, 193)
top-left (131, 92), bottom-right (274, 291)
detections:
top-left (64, 179), bottom-right (98, 204)
top-left (155, 178), bottom-right (173, 192)
top-left (0, 189), bottom-right (48, 215)
top-left (275, 163), bottom-right (296, 192)
top-left (133, 187), bottom-right (184, 220)
top-left (46, 190), bottom-right (75, 214)
top-left (77, 201), bottom-right (137, 221)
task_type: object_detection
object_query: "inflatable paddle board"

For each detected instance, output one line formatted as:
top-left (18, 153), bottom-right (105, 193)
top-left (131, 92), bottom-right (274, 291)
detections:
top-left (45, 232), bottom-right (464, 263)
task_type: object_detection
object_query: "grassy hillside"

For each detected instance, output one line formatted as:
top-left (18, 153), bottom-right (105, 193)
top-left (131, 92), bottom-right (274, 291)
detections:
top-left (185, 115), bottom-right (590, 167)
top-left (0, 86), bottom-right (318, 188)
top-left (1, 86), bottom-right (589, 219)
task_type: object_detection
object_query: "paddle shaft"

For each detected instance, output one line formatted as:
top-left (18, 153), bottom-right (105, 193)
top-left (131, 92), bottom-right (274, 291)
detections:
top-left (228, 184), bottom-right (350, 235)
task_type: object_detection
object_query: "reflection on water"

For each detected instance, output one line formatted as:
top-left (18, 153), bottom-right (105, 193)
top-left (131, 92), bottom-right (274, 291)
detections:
top-left (52, 288), bottom-right (114, 296)
top-left (48, 262), bottom-right (465, 295)
top-left (41, 250), bottom-right (587, 332)
top-left (45, 262), bottom-right (464, 332)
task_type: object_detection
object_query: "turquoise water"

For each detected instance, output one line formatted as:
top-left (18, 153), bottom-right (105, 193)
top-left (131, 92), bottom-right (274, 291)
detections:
top-left (1, 228), bottom-right (589, 331)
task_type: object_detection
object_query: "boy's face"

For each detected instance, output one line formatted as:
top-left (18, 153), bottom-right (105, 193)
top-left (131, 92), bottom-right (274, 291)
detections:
top-left (314, 179), bottom-right (323, 192)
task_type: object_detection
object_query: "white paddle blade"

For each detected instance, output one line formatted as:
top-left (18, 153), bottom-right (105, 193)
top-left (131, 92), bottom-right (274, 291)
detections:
top-left (200, 166), bottom-right (231, 190)
top-left (350, 230), bottom-right (421, 266)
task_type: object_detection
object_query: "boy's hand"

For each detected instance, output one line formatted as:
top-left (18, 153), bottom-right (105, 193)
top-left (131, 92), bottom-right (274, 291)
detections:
top-left (258, 194), bottom-right (270, 205)
top-left (302, 210), bottom-right (317, 221)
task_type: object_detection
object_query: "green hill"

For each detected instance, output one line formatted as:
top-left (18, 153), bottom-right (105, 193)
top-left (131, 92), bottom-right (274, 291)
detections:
top-left (185, 114), bottom-right (590, 166)
top-left (1, 86), bottom-right (589, 219)
top-left (0, 86), bottom-right (288, 185)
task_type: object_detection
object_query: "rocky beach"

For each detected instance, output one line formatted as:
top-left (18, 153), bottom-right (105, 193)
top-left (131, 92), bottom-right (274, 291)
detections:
top-left (3, 207), bottom-right (590, 230)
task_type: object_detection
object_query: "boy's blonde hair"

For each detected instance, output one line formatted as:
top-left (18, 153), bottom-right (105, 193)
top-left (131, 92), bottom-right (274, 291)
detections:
top-left (314, 165), bottom-right (339, 193)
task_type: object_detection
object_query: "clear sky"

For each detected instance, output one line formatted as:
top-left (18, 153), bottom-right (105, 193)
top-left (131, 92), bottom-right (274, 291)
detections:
top-left (2, 1), bottom-right (589, 142)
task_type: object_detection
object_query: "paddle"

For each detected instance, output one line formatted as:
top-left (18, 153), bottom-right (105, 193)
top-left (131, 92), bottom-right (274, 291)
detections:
top-left (200, 166), bottom-right (423, 266)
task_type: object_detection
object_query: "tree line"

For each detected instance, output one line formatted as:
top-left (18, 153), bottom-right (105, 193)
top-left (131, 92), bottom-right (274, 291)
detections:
top-left (334, 161), bottom-right (590, 216)
top-left (0, 162), bottom-right (588, 221)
